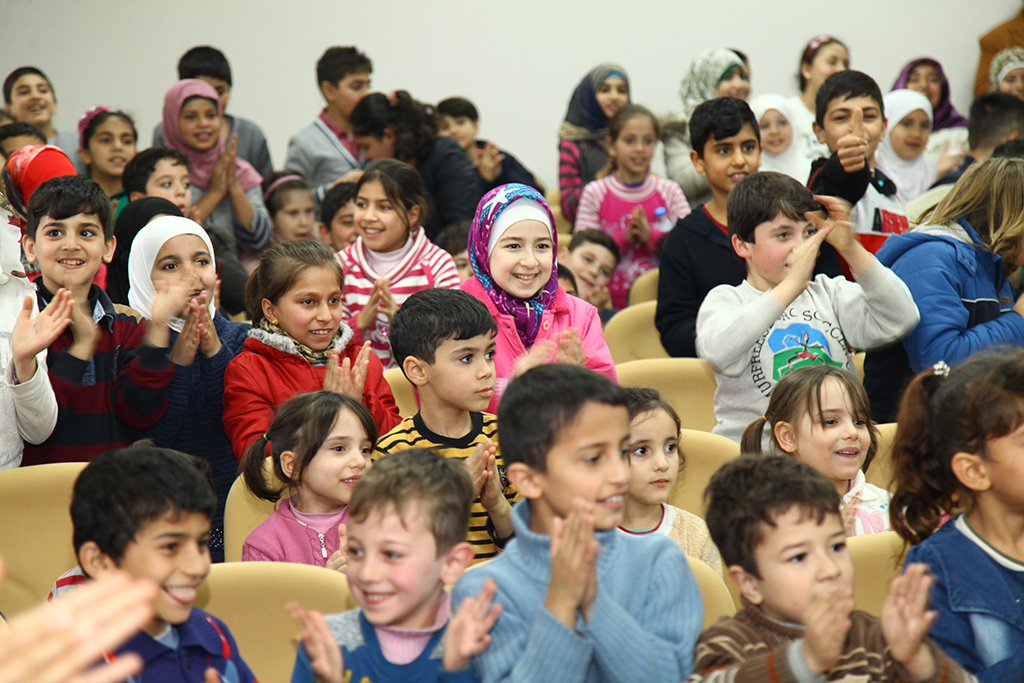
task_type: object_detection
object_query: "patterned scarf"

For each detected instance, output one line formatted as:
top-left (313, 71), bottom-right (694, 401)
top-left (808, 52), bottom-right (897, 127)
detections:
top-left (257, 317), bottom-right (338, 366)
top-left (468, 184), bottom-right (558, 349)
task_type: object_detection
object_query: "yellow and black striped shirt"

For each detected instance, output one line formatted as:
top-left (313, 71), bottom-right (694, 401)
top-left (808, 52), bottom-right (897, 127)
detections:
top-left (374, 412), bottom-right (518, 563)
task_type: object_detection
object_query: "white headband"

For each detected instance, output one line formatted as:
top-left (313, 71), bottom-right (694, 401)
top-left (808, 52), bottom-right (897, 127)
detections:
top-left (487, 199), bottom-right (553, 255)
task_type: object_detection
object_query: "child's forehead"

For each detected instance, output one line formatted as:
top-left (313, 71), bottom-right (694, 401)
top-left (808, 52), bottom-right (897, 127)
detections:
top-left (573, 240), bottom-right (615, 260)
top-left (437, 330), bottom-right (494, 351)
top-left (549, 401), bottom-right (630, 453)
top-left (152, 158), bottom-right (189, 174)
top-left (826, 94), bottom-right (882, 115)
top-left (704, 123), bottom-right (759, 150)
top-left (39, 211), bottom-right (103, 230)
top-left (755, 213), bottom-right (811, 234)
top-left (135, 509), bottom-right (211, 541)
top-left (350, 501), bottom-right (434, 541)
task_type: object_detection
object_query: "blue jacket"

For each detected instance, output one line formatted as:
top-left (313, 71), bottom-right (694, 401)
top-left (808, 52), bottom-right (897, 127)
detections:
top-left (906, 515), bottom-right (1024, 682)
top-left (116, 609), bottom-right (256, 683)
top-left (864, 219), bottom-right (1024, 422)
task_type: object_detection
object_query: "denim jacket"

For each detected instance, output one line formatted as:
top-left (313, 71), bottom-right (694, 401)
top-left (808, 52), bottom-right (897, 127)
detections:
top-left (906, 514), bottom-right (1024, 682)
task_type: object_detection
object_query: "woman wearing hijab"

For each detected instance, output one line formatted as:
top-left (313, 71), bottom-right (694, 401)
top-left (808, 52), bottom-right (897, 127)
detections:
top-left (557, 63), bottom-right (630, 224)
top-left (892, 57), bottom-right (968, 177)
top-left (663, 48), bottom-right (750, 207)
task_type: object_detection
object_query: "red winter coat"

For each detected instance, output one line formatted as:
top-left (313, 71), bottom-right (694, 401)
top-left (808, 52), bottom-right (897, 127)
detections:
top-left (223, 328), bottom-right (401, 460)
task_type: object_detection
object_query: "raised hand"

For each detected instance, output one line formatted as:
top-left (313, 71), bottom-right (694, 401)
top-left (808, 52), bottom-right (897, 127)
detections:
top-left (881, 563), bottom-right (939, 680)
top-left (11, 290), bottom-right (73, 382)
top-left (628, 206), bottom-right (651, 245)
top-left (802, 586), bottom-right (853, 675)
top-left (326, 524), bottom-right (348, 573)
top-left (476, 142), bottom-right (505, 183)
top-left (194, 293), bottom-right (222, 358)
top-left (168, 302), bottom-right (200, 366)
top-left (463, 441), bottom-right (491, 499)
top-left (544, 500), bottom-right (597, 630)
top-left (478, 444), bottom-right (504, 510)
top-left (840, 493), bottom-right (861, 536)
top-left (375, 278), bottom-right (398, 323)
top-left (222, 135), bottom-right (239, 189)
top-left (67, 293), bottom-right (99, 362)
top-left (837, 108), bottom-right (868, 173)
top-left (290, 603), bottom-right (344, 683)
top-left (443, 578), bottom-right (503, 672)
top-left (513, 339), bottom-right (555, 377)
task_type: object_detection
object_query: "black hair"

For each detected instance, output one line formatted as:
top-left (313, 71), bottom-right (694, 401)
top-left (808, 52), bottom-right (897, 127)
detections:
top-left (434, 220), bottom-right (471, 257)
top-left (992, 138), bottom-right (1024, 159)
top-left (0, 122), bottom-right (46, 159)
top-left (498, 364), bottom-right (628, 472)
top-left (704, 455), bottom-right (842, 577)
top-left (389, 288), bottom-right (496, 371)
top-left (349, 448), bottom-right (473, 556)
top-left (968, 92), bottom-right (1024, 152)
top-left (241, 391), bottom-right (377, 503)
top-left (71, 446), bottom-right (217, 562)
top-left (350, 92), bottom-right (437, 164)
top-left (80, 110), bottom-right (137, 154)
top-left (245, 240), bottom-right (344, 324)
top-left (690, 97), bottom-right (760, 159)
top-left (815, 70), bottom-right (884, 127)
top-left (178, 46), bottom-right (232, 85)
top-left (317, 46), bottom-right (372, 87)
top-left (122, 147), bottom-right (191, 197)
top-left (26, 175), bottom-right (112, 241)
top-left (798, 37), bottom-right (848, 92)
top-left (261, 170), bottom-right (312, 217)
top-left (320, 181), bottom-right (357, 225)
top-left (727, 172), bottom-right (822, 243)
top-left (557, 263), bottom-right (577, 292)
top-left (567, 228), bottom-right (621, 266)
top-left (436, 97), bottom-right (479, 122)
top-left (3, 67), bottom-right (54, 105)
top-left (354, 158), bottom-right (429, 228)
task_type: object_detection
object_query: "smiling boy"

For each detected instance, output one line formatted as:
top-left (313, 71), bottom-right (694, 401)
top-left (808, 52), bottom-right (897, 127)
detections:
top-left (690, 455), bottom-right (977, 683)
top-left (559, 229), bottom-right (620, 314)
top-left (377, 288), bottom-right (516, 562)
top-left (72, 447), bottom-right (256, 683)
top-left (809, 71), bottom-right (908, 256)
top-left (695, 172), bottom-right (917, 443)
top-left (3, 66), bottom-right (84, 173)
top-left (454, 364), bottom-right (703, 683)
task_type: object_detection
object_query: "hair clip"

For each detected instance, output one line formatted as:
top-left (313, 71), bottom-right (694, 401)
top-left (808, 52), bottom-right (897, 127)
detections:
top-left (803, 35), bottom-right (836, 60)
top-left (932, 361), bottom-right (951, 377)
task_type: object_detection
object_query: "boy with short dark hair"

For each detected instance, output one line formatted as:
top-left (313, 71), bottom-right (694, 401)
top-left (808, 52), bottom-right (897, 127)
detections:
top-left (151, 46), bottom-right (272, 176)
top-left (435, 220), bottom-right (472, 282)
top-left (20, 176), bottom-right (178, 465)
top-left (437, 96), bottom-right (541, 195)
top-left (286, 47), bottom-right (372, 204)
top-left (292, 448), bottom-right (501, 682)
top-left (318, 181), bottom-right (358, 251)
top-left (0, 121), bottom-right (45, 159)
top-left (122, 147), bottom-right (193, 213)
top-left (71, 446), bottom-right (257, 682)
top-left (935, 92), bottom-right (1024, 186)
top-left (657, 98), bottom-right (841, 357)
top-left (559, 229), bottom-right (619, 314)
top-left (454, 364), bottom-right (703, 683)
top-left (809, 70), bottom-right (908, 255)
top-left (696, 172), bottom-right (918, 442)
top-left (377, 288), bottom-right (516, 562)
top-left (691, 454), bottom-right (977, 683)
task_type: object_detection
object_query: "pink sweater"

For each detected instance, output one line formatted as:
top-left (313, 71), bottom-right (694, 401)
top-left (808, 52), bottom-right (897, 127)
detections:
top-left (460, 276), bottom-right (617, 413)
top-left (338, 226), bottom-right (460, 368)
top-left (575, 174), bottom-right (690, 308)
top-left (242, 497), bottom-right (348, 567)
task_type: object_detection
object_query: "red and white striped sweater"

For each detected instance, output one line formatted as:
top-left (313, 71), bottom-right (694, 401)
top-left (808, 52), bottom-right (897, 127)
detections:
top-left (338, 226), bottom-right (460, 368)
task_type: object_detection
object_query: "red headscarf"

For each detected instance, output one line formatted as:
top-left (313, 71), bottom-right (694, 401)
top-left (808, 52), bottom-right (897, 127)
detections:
top-left (161, 79), bottom-right (262, 192)
top-left (2, 145), bottom-right (77, 228)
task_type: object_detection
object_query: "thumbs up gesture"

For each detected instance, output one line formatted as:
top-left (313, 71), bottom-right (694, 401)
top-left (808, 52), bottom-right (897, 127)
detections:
top-left (836, 108), bottom-right (869, 173)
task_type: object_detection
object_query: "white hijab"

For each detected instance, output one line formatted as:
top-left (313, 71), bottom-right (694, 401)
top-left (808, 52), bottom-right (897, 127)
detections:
top-left (876, 89), bottom-right (935, 203)
top-left (750, 94), bottom-right (812, 184)
top-left (128, 216), bottom-right (216, 333)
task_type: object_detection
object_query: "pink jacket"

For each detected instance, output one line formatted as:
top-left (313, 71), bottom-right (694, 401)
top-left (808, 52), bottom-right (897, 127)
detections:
top-left (241, 497), bottom-right (348, 567)
top-left (460, 277), bottom-right (617, 413)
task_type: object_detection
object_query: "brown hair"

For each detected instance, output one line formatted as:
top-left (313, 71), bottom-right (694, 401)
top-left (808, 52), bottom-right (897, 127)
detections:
top-left (240, 391), bottom-right (378, 503)
top-left (354, 158), bottom-right (428, 234)
top-left (347, 448), bottom-right (473, 555)
top-left (601, 104), bottom-right (659, 176)
top-left (741, 365), bottom-right (878, 471)
top-left (919, 157), bottom-right (1024, 271)
top-left (623, 386), bottom-right (685, 471)
top-left (243, 240), bottom-right (344, 324)
top-left (890, 348), bottom-right (1024, 547)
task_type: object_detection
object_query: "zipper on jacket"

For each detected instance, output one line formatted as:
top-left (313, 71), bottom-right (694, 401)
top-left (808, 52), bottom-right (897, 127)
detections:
top-left (318, 533), bottom-right (327, 558)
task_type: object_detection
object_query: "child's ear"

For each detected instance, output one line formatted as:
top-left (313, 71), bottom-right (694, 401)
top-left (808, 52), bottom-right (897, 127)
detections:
top-left (506, 462), bottom-right (543, 501)
top-left (78, 148), bottom-right (93, 166)
top-left (402, 356), bottom-right (428, 388)
top-left (78, 540), bottom-right (119, 579)
top-left (21, 234), bottom-right (38, 263)
top-left (261, 298), bottom-right (277, 325)
top-left (440, 541), bottom-right (474, 586)
top-left (950, 451), bottom-right (992, 493)
top-left (728, 564), bottom-right (765, 607)
top-left (102, 235), bottom-right (116, 264)
top-left (405, 204), bottom-right (421, 228)
top-left (280, 450), bottom-right (298, 481)
top-left (813, 121), bottom-right (827, 145)
top-left (730, 234), bottom-right (751, 260)
top-left (605, 135), bottom-right (615, 156)
top-left (690, 149), bottom-right (705, 175)
top-left (129, 191), bottom-right (144, 202)
top-left (319, 80), bottom-right (337, 103)
top-left (773, 421), bottom-right (799, 454)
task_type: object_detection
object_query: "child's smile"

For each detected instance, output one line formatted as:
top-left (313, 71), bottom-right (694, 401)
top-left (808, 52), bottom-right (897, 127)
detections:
top-left (488, 219), bottom-right (553, 300)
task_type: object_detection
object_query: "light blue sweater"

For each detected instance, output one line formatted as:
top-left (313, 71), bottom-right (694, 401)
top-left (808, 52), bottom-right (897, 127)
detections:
top-left (453, 500), bottom-right (703, 683)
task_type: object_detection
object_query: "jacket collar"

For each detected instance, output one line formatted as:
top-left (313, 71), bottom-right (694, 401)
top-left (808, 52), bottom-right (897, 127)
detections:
top-left (245, 324), bottom-right (354, 358)
top-left (118, 609), bottom-right (227, 663)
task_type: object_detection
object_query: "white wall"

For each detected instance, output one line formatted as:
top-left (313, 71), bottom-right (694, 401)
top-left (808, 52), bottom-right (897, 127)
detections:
top-left (2, 0), bottom-right (1018, 189)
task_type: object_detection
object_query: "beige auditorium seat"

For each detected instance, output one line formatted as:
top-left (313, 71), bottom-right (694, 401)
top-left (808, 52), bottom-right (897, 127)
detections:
top-left (627, 269), bottom-right (659, 307)
top-left (383, 366), bottom-right (418, 419)
top-left (865, 422), bottom-right (899, 492)
top-left (195, 561), bottom-right (358, 683)
top-left (847, 530), bottom-right (905, 616)
top-left (545, 187), bottom-right (573, 235)
top-left (666, 429), bottom-right (740, 518)
top-left (223, 458), bottom-right (289, 563)
top-left (616, 358), bottom-right (717, 432)
top-left (687, 555), bottom-right (736, 629)
top-left (604, 302), bottom-right (670, 364)
top-left (0, 462), bottom-right (86, 616)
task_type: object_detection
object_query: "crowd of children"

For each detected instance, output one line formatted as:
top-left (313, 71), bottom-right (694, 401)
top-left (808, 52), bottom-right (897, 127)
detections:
top-left (4, 27), bottom-right (1024, 683)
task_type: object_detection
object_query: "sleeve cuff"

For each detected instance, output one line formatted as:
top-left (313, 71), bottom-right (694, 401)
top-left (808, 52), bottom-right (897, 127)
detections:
top-left (787, 640), bottom-right (826, 683)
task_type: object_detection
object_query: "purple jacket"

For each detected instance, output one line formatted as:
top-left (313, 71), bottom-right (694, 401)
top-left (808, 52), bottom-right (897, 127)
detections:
top-left (241, 497), bottom-right (348, 567)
